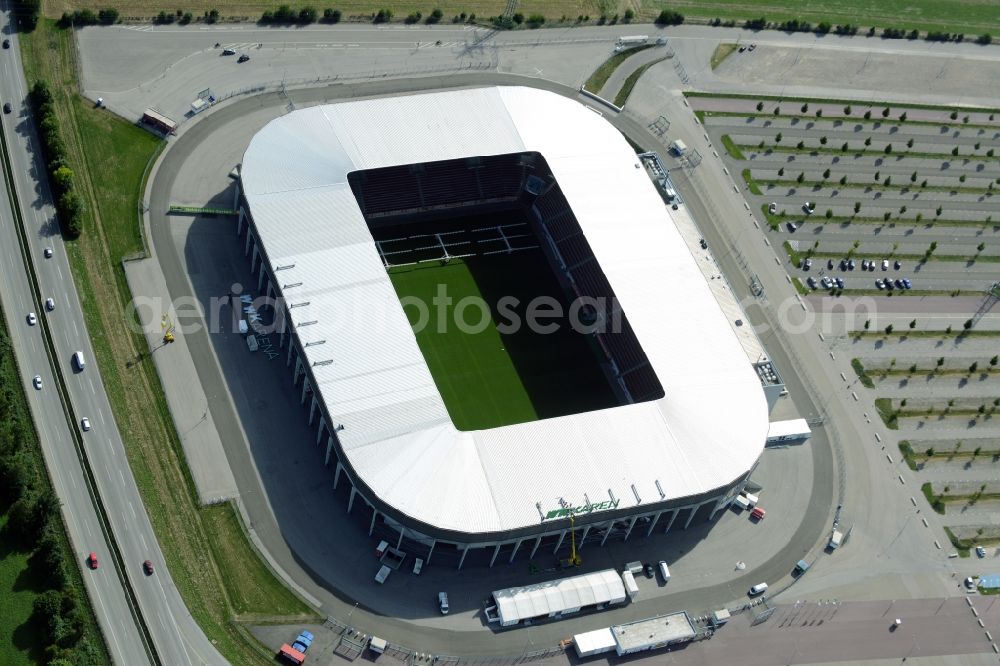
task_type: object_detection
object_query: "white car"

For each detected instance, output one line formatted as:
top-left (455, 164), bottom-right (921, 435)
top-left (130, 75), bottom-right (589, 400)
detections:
top-left (768, 202), bottom-right (777, 214)
top-left (976, 546), bottom-right (987, 558)
top-left (881, 259), bottom-right (889, 270)
top-left (45, 297), bottom-right (55, 311)
top-left (438, 592), bottom-right (450, 615)
top-left (33, 375), bottom-right (42, 390)
top-left (81, 417), bottom-right (91, 431)
top-left (27, 312), bottom-right (37, 326)
top-left (44, 247), bottom-right (53, 258)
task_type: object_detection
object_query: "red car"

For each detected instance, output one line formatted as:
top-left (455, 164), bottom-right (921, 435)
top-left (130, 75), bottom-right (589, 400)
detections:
top-left (143, 560), bottom-right (154, 575)
top-left (751, 507), bottom-right (766, 521)
top-left (87, 552), bottom-right (99, 569)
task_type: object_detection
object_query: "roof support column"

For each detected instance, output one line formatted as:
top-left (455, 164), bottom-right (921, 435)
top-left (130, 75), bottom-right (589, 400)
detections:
top-left (646, 511), bottom-right (663, 537)
top-left (508, 539), bottom-right (523, 563)
top-left (425, 539), bottom-right (437, 566)
top-left (348, 486), bottom-right (357, 514)
top-left (684, 502), bottom-right (706, 530)
top-left (237, 207), bottom-right (245, 236)
top-left (244, 228), bottom-right (253, 256)
top-left (553, 530), bottom-right (567, 555)
top-left (458, 546), bottom-right (469, 570)
top-left (292, 353), bottom-right (302, 384)
top-left (333, 461), bottom-right (344, 489)
top-left (489, 544), bottom-right (501, 568)
top-left (309, 395), bottom-right (318, 426)
top-left (578, 525), bottom-right (591, 551)
top-left (315, 417), bottom-right (326, 444)
top-left (325, 435), bottom-right (334, 466)
top-left (709, 496), bottom-right (728, 522)
top-left (600, 520), bottom-right (613, 547)
top-left (369, 509), bottom-right (378, 536)
top-left (257, 263), bottom-right (266, 292)
top-left (300, 376), bottom-right (310, 405)
top-left (623, 516), bottom-right (638, 542)
top-left (664, 509), bottom-right (679, 534)
top-left (396, 527), bottom-right (405, 550)
top-left (528, 536), bottom-right (541, 560)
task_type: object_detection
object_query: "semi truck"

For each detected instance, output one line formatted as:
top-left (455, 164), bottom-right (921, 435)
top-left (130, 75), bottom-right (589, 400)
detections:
top-left (615, 35), bottom-right (649, 51)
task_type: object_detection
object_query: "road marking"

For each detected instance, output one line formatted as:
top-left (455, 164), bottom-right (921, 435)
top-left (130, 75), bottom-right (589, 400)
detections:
top-left (90, 582), bottom-right (124, 660)
top-left (99, 410), bottom-right (106, 425)
top-left (109, 439), bottom-right (116, 457)
top-left (129, 501), bottom-right (136, 519)
top-left (72, 319), bottom-right (79, 337)
top-left (119, 469), bottom-right (126, 486)
top-left (140, 534), bottom-right (147, 550)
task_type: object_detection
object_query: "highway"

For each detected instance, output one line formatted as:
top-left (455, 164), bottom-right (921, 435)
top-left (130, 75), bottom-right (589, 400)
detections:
top-left (0, 6), bottom-right (225, 665)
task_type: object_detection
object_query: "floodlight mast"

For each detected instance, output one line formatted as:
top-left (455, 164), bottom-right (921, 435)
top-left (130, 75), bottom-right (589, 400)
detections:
top-left (568, 514), bottom-right (582, 566)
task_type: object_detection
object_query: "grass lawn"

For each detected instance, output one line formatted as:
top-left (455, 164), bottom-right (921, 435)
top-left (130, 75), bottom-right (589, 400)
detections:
top-left (20, 18), bottom-right (315, 666)
top-left (0, 515), bottom-right (43, 666)
top-left (663, 0), bottom-right (1000, 39)
top-left (710, 43), bottom-right (737, 69)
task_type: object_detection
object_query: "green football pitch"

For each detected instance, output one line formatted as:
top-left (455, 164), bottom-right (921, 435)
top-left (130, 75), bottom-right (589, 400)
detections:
top-left (388, 249), bottom-right (619, 431)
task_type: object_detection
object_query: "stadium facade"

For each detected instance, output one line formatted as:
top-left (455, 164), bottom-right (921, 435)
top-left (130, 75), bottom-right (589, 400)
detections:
top-left (235, 86), bottom-right (769, 568)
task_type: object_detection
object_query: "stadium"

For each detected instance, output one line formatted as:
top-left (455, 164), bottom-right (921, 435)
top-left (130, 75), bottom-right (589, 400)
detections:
top-left (235, 86), bottom-right (769, 569)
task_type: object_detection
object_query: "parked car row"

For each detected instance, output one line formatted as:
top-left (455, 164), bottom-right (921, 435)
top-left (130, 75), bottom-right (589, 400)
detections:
top-left (807, 276), bottom-right (845, 290)
top-left (876, 278), bottom-right (912, 290)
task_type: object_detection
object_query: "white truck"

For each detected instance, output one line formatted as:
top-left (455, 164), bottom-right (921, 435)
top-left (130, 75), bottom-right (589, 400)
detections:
top-left (733, 495), bottom-right (750, 511)
top-left (375, 565), bottom-right (391, 584)
top-left (829, 530), bottom-right (844, 550)
top-left (669, 139), bottom-right (688, 156)
top-left (621, 569), bottom-right (639, 600)
top-left (615, 35), bottom-right (649, 51)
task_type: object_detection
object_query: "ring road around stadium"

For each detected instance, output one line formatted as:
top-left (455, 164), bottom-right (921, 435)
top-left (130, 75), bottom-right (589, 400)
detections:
top-left (235, 86), bottom-right (769, 568)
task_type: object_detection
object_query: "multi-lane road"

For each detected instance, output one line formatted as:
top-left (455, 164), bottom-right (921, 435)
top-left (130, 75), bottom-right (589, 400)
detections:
top-left (0, 6), bottom-right (224, 665)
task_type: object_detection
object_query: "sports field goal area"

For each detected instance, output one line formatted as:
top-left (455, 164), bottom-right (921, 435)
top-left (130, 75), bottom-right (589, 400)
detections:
top-left (375, 222), bottom-right (538, 269)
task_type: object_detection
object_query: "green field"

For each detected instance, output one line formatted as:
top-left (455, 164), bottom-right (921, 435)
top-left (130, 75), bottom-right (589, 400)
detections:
top-left (386, 220), bottom-right (618, 431)
top-left (45, 0), bottom-right (1000, 35)
top-left (0, 516), bottom-right (42, 666)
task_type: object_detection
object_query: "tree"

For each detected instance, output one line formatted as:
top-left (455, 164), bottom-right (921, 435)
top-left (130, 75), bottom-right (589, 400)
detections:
top-left (882, 107), bottom-right (890, 117)
top-left (756, 101), bottom-right (764, 111)
top-left (822, 168), bottom-right (831, 179)
top-left (952, 146), bottom-right (960, 156)
top-left (884, 143), bottom-right (893, 154)
top-left (936, 205), bottom-right (943, 216)
top-left (840, 175), bottom-right (847, 185)
top-left (909, 319), bottom-right (916, 329)
top-left (654, 9), bottom-right (684, 25)
top-left (623, 8), bottom-right (635, 21)
top-left (970, 361), bottom-right (979, 373)
top-left (911, 170), bottom-right (917, 182)
top-left (964, 318), bottom-right (973, 330)
top-left (844, 105), bottom-right (852, 115)
top-left (899, 111), bottom-right (907, 122)
top-left (820, 136), bottom-right (828, 145)
top-left (907, 138), bottom-right (914, 149)
top-left (864, 110), bottom-right (872, 120)
top-left (774, 106), bottom-right (781, 116)
top-left (797, 172), bottom-right (805, 183)
top-left (885, 324), bottom-right (894, 334)
top-left (801, 103), bottom-right (809, 113)
top-left (777, 167), bottom-right (785, 176)
top-left (816, 109), bottom-right (823, 118)
top-left (842, 141), bottom-right (849, 152)
top-left (864, 136), bottom-right (872, 146)
top-left (978, 242), bottom-right (985, 252)
top-left (950, 110), bottom-right (958, 120)
top-left (874, 170), bottom-right (880, 181)
top-left (864, 319), bottom-right (871, 329)
top-left (854, 201), bottom-right (861, 213)
top-left (937, 356), bottom-right (945, 366)
top-left (884, 176), bottom-right (892, 186)
top-left (797, 140), bottom-right (805, 149)
top-left (775, 132), bottom-right (783, 143)
top-left (990, 355), bottom-right (998, 367)
top-left (960, 174), bottom-right (967, 183)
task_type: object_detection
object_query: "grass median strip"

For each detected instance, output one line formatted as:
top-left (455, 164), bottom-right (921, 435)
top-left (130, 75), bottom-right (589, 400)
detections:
top-left (20, 19), bottom-right (316, 665)
top-left (583, 44), bottom-right (652, 95)
top-left (613, 58), bottom-right (664, 108)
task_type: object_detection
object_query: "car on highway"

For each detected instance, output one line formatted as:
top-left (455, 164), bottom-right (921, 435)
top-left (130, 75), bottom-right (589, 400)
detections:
top-left (3, 102), bottom-right (10, 114)
top-left (87, 552), bottom-right (99, 569)
top-left (43, 247), bottom-right (53, 258)
top-left (27, 312), bottom-right (36, 326)
top-left (143, 560), bottom-right (154, 575)
top-left (222, 47), bottom-right (236, 55)
top-left (238, 53), bottom-right (250, 63)
top-left (768, 202), bottom-right (777, 214)
top-left (45, 297), bottom-right (55, 311)
top-left (81, 417), bottom-right (91, 431)
top-left (33, 375), bottom-right (42, 390)
top-left (2, 39), bottom-right (10, 49)
top-left (976, 545), bottom-right (986, 558)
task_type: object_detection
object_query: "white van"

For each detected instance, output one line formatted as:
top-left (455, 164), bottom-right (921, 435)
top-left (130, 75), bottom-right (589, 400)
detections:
top-left (749, 582), bottom-right (768, 596)
top-left (733, 495), bottom-right (750, 511)
top-left (438, 592), bottom-right (450, 615)
top-left (658, 561), bottom-right (671, 582)
top-left (73, 351), bottom-right (85, 370)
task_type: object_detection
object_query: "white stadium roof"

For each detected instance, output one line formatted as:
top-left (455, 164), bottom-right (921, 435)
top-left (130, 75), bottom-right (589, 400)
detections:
top-left (241, 86), bottom-right (768, 536)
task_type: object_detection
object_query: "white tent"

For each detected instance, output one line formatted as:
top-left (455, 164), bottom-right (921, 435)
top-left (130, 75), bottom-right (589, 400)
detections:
top-left (492, 569), bottom-right (626, 627)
